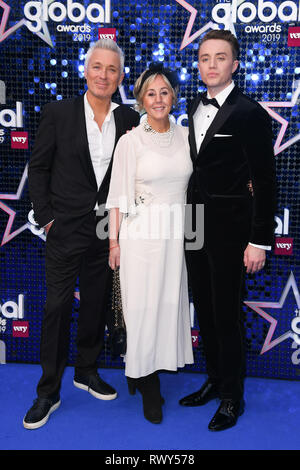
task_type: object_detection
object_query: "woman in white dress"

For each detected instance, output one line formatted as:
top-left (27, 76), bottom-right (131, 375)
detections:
top-left (106, 64), bottom-right (194, 423)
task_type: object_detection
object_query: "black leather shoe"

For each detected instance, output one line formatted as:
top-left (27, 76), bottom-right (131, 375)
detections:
top-left (179, 380), bottom-right (219, 407)
top-left (74, 372), bottom-right (117, 400)
top-left (208, 399), bottom-right (245, 431)
top-left (23, 396), bottom-right (61, 430)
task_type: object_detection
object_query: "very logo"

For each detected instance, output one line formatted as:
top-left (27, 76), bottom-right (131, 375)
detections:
top-left (12, 321), bottom-right (29, 337)
top-left (11, 131), bottom-right (28, 149)
top-left (288, 26), bottom-right (300, 46)
top-left (191, 329), bottom-right (199, 348)
top-left (98, 28), bottom-right (116, 41)
top-left (24, 0), bottom-right (111, 33)
top-left (274, 237), bottom-right (293, 256)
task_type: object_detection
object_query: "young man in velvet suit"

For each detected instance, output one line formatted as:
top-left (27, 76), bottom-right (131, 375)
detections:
top-left (180, 30), bottom-right (276, 431)
top-left (23, 39), bottom-right (140, 429)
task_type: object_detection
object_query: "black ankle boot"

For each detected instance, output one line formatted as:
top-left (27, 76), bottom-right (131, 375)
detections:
top-left (126, 375), bottom-right (165, 401)
top-left (129, 372), bottom-right (163, 424)
top-left (126, 377), bottom-right (136, 395)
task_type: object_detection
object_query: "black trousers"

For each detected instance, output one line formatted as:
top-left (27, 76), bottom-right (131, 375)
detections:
top-left (37, 213), bottom-right (112, 398)
top-left (185, 242), bottom-right (247, 401)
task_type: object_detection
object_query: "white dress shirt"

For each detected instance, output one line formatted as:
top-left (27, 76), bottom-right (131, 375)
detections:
top-left (193, 81), bottom-right (270, 251)
top-left (84, 93), bottom-right (119, 195)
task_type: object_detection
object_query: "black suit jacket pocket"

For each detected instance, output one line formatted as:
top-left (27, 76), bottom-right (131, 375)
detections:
top-left (213, 134), bottom-right (233, 138)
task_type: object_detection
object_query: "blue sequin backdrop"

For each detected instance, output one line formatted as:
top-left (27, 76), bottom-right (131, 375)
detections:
top-left (0, 0), bottom-right (299, 379)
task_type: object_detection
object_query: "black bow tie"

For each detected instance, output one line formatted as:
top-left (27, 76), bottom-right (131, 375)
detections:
top-left (201, 95), bottom-right (220, 109)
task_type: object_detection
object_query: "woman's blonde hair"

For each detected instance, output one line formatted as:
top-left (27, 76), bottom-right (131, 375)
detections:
top-left (133, 71), bottom-right (178, 112)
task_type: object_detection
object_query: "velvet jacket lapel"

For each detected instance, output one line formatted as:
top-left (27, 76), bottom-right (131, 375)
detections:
top-left (188, 87), bottom-right (240, 161)
top-left (188, 95), bottom-right (201, 162)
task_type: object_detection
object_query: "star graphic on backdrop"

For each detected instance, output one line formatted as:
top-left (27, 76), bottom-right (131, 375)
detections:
top-left (0, 0), bottom-right (54, 47)
top-left (175, 0), bottom-right (250, 49)
top-left (0, 164), bottom-right (28, 201)
top-left (118, 85), bottom-right (136, 105)
top-left (175, 0), bottom-right (217, 50)
top-left (0, 164), bottom-right (45, 245)
top-left (0, 200), bottom-right (31, 246)
top-left (0, 165), bottom-right (30, 246)
top-left (259, 82), bottom-right (300, 156)
top-left (244, 272), bottom-right (300, 355)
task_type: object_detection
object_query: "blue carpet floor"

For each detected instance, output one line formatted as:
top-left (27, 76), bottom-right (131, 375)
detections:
top-left (0, 363), bottom-right (299, 451)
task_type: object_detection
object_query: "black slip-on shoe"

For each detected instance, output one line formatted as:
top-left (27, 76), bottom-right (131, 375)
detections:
top-left (73, 372), bottom-right (117, 400)
top-left (23, 396), bottom-right (61, 430)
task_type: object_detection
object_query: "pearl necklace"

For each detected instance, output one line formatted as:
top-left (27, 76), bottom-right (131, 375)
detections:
top-left (143, 119), bottom-right (175, 147)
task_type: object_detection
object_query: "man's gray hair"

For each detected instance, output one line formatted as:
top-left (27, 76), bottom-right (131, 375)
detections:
top-left (84, 39), bottom-right (125, 73)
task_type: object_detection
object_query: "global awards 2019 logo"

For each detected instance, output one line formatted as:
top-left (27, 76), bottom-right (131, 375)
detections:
top-left (0, 0), bottom-right (111, 47)
top-left (176, 0), bottom-right (300, 49)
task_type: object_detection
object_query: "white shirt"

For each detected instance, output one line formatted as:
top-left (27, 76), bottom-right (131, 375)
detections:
top-left (84, 92), bottom-right (119, 192)
top-left (193, 82), bottom-right (270, 251)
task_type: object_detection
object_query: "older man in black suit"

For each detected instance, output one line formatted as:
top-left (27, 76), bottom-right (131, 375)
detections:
top-left (24, 39), bottom-right (139, 429)
top-left (180, 30), bottom-right (276, 431)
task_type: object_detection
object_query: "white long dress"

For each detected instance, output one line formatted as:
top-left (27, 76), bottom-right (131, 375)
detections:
top-left (106, 120), bottom-right (194, 378)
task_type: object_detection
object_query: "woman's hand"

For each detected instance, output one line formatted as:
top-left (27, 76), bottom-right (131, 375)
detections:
top-left (109, 244), bottom-right (120, 270)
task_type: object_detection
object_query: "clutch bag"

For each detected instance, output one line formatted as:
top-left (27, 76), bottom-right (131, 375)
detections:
top-left (111, 267), bottom-right (127, 358)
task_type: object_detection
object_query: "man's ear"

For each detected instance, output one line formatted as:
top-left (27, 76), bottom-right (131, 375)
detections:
top-left (118, 72), bottom-right (125, 86)
top-left (232, 60), bottom-right (239, 74)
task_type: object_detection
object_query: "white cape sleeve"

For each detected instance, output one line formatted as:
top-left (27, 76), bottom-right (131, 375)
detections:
top-left (106, 132), bottom-right (137, 216)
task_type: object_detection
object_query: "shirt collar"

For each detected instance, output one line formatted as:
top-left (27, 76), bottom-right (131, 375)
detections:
top-left (207, 81), bottom-right (235, 107)
top-left (84, 92), bottom-right (119, 122)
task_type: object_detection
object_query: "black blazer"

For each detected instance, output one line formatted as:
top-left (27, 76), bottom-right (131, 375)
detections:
top-left (28, 95), bottom-right (140, 236)
top-left (187, 86), bottom-right (276, 246)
